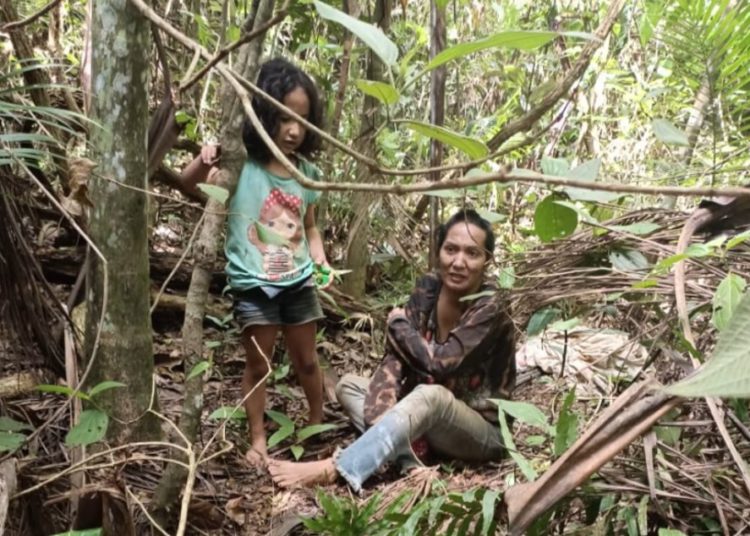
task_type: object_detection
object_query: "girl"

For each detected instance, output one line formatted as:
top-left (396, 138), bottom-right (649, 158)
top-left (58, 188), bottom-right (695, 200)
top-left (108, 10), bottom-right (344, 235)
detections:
top-left (187, 58), bottom-right (329, 466)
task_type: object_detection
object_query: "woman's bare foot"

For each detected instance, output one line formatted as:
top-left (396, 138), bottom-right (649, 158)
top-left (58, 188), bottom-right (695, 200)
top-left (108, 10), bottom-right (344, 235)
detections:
top-left (245, 438), bottom-right (268, 467)
top-left (267, 457), bottom-right (338, 488)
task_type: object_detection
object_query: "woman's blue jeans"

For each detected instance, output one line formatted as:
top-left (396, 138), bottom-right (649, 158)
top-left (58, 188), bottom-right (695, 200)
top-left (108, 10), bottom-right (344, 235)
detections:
top-left (334, 374), bottom-right (504, 493)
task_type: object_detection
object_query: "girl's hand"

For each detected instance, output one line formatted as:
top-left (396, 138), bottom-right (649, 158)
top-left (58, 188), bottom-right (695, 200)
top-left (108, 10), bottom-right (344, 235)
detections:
top-left (201, 144), bottom-right (221, 166)
top-left (313, 261), bottom-right (333, 290)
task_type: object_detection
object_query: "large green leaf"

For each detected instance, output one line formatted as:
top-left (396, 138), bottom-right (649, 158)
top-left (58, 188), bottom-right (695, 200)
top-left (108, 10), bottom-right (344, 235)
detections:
top-left (314, 1), bottom-right (398, 67)
top-left (426, 31), bottom-right (558, 71)
top-left (354, 79), bottom-right (399, 105)
top-left (0, 432), bottom-right (26, 452)
top-left (492, 399), bottom-right (553, 435)
top-left (527, 307), bottom-right (560, 336)
top-left (297, 423), bottom-right (338, 441)
top-left (712, 273), bottom-right (747, 331)
top-left (666, 290), bottom-right (750, 397)
top-left (563, 158), bottom-right (623, 203)
top-left (402, 121), bottom-right (488, 159)
top-left (0, 416), bottom-right (32, 432)
top-left (88, 381), bottom-right (126, 398)
top-left (197, 184), bottom-right (229, 205)
top-left (65, 410), bottom-right (108, 447)
top-left (534, 195), bottom-right (578, 242)
top-left (267, 424), bottom-right (294, 448)
top-left (554, 390), bottom-right (579, 456)
top-left (495, 405), bottom-right (537, 481)
top-left (652, 119), bottom-right (689, 146)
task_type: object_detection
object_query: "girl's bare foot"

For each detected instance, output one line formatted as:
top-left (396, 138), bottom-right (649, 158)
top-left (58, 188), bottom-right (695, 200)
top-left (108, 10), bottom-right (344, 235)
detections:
top-left (245, 439), bottom-right (268, 467)
top-left (267, 457), bottom-right (337, 488)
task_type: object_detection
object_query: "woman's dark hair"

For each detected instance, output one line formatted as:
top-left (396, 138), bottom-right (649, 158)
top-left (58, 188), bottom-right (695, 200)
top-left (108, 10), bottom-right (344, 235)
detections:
top-left (242, 58), bottom-right (323, 163)
top-left (436, 208), bottom-right (495, 259)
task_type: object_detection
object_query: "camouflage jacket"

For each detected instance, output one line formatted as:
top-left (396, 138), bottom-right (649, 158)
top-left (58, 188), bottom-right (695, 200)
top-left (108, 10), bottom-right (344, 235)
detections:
top-left (363, 273), bottom-right (516, 427)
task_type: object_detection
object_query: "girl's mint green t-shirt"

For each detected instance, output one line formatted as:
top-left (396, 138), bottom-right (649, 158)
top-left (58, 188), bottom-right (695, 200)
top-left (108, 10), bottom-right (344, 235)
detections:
top-left (225, 159), bottom-right (321, 291)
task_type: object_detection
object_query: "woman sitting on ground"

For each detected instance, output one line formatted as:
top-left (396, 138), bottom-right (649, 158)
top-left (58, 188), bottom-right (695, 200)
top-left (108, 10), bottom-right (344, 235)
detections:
top-left (268, 208), bottom-right (517, 491)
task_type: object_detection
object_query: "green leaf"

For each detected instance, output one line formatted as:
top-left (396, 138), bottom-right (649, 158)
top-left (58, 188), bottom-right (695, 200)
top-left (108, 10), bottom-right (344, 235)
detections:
top-left (563, 158), bottom-right (623, 203)
top-left (253, 221), bottom-right (291, 246)
top-left (0, 416), bottom-right (32, 432)
top-left (426, 31), bottom-right (558, 71)
top-left (525, 435), bottom-right (546, 446)
top-left (527, 307), bottom-right (560, 337)
top-left (37, 384), bottom-right (90, 401)
top-left (297, 423), bottom-right (338, 441)
top-left (492, 399), bottom-right (552, 434)
top-left (609, 222), bottom-right (661, 235)
top-left (658, 530), bottom-right (687, 536)
top-left (610, 249), bottom-right (651, 273)
top-left (353, 79), bottom-right (399, 105)
top-left (666, 290), bottom-right (750, 397)
top-left (290, 444), bottom-right (304, 460)
top-left (476, 208), bottom-right (506, 223)
top-left (265, 409), bottom-right (295, 428)
top-left (480, 489), bottom-right (500, 536)
top-left (652, 119), bottom-right (689, 146)
top-left (712, 273), bottom-right (747, 331)
top-left (267, 424), bottom-right (294, 448)
top-left (498, 266), bottom-right (516, 289)
top-left (52, 529), bottom-right (103, 536)
top-left (65, 410), bottom-right (108, 447)
top-left (534, 194), bottom-right (578, 242)
top-left (638, 495), bottom-right (649, 536)
top-left (402, 121), bottom-right (489, 159)
top-left (0, 432), bottom-right (26, 452)
top-left (314, 1), bottom-right (398, 66)
top-left (197, 184), bottom-right (229, 205)
top-left (549, 317), bottom-right (581, 331)
top-left (554, 390), bottom-right (579, 456)
top-left (540, 157), bottom-right (570, 176)
top-left (640, 1), bottom-right (664, 46)
top-left (424, 188), bottom-right (464, 199)
top-left (726, 229), bottom-right (750, 250)
top-left (497, 407), bottom-right (537, 480)
top-left (187, 360), bottom-right (211, 380)
top-left (88, 381), bottom-right (126, 398)
top-left (208, 406), bottom-right (247, 421)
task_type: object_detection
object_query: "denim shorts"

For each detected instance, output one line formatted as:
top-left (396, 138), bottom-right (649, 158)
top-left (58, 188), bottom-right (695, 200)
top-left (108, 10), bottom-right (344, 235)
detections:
top-left (232, 283), bottom-right (324, 331)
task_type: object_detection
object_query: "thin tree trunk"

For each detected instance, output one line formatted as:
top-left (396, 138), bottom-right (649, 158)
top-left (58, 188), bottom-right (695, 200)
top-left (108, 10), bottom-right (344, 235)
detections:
top-left (318, 0), bottom-right (359, 227)
top-left (428, 0), bottom-right (446, 267)
top-left (342, 0), bottom-right (390, 298)
top-left (85, 0), bottom-right (160, 444)
top-left (151, 0), bottom-right (276, 522)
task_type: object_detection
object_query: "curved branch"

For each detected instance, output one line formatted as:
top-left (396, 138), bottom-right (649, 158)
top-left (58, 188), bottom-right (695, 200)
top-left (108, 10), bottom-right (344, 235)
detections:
top-left (0, 0), bottom-right (60, 31)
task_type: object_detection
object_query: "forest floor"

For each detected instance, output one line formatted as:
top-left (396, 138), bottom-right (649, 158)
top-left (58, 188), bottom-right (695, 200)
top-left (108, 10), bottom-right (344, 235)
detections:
top-left (5, 207), bottom-right (750, 535)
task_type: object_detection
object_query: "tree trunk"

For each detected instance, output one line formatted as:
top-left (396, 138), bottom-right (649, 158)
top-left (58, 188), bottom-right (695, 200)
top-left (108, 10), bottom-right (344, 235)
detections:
top-left (428, 0), bottom-right (446, 267)
top-left (84, 0), bottom-right (160, 444)
top-left (342, 0), bottom-right (390, 298)
top-left (151, 0), bottom-right (276, 522)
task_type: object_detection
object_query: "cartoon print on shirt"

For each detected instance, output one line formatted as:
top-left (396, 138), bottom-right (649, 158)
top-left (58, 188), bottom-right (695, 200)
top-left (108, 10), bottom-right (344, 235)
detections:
top-left (247, 188), bottom-right (305, 280)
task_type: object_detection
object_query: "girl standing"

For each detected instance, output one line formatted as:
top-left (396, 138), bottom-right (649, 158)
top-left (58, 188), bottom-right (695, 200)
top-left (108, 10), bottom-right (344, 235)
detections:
top-left (226, 58), bottom-right (329, 465)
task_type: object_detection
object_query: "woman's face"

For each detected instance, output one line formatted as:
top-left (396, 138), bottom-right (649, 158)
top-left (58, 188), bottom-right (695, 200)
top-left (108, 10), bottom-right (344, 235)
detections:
top-left (438, 222), bottom-right (488, 295)
top-left (274, 86), bottom-right (310, 156)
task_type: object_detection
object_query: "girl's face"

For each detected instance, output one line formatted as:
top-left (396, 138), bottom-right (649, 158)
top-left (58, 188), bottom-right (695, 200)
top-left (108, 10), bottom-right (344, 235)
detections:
top-left (275, 86), bottom-right (310, 156)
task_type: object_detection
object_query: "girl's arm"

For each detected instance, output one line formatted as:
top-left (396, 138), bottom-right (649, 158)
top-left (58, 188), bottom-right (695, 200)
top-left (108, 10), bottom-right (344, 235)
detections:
top-left (304, 204), bottom-right (328, 266)
top-left (180, 144), bottom-right (221, 196)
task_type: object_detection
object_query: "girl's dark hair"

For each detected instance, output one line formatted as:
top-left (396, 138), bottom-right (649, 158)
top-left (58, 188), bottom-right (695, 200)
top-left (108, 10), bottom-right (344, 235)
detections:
top-left (436, 208), bottom-right (495, 259)
top-left (242, 58), bottom-right (323, 163)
